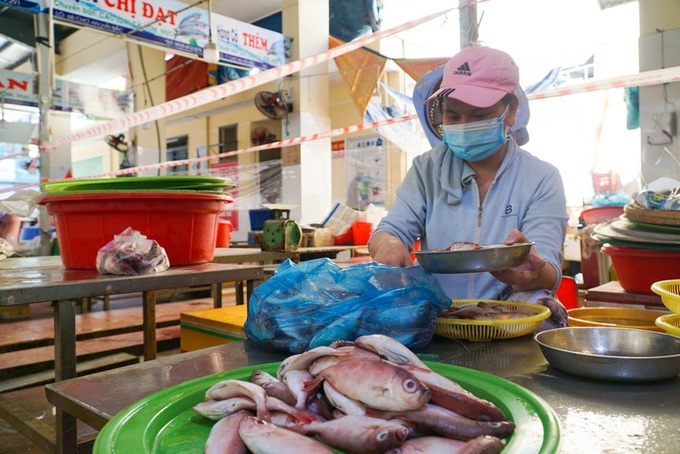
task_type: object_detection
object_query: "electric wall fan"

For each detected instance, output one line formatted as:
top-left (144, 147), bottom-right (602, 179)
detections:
top-left (254, 91), bottom-right (290, 120)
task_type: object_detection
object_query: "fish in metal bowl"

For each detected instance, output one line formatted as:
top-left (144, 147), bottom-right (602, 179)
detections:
top-left (534, 326), bottom-right (680, 382)
top-left (415, 242), bottom-right (534, 274)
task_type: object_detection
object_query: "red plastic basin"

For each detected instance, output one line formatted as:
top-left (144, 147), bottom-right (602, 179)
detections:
top-left (601, 244), bottom-right (680, 295)
top-left (580, 206), bottom-right (624, 225)
top-left (41, 191), bottom-right (232, 269)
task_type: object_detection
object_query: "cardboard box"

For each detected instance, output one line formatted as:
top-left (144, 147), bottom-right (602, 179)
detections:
top-left (321, 203), bottom-right (360, 236)
top-left (180, 305), bottom-right (247, 352)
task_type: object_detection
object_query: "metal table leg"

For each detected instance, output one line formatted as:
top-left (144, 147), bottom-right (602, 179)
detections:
top-left (235, 281), bottom-right (244, 305)
top-left (53, 299), bottom-right (78, 454)
top-left (212, 282), bottom-right (223, 308)
top-left (142, 290), bottom-right (156, 361)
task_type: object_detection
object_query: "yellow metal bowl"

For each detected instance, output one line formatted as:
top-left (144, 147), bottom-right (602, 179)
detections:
top-left (651, 280), bottom-right (680, 314)
top-left (435, 299), bottom-right (551, 342)
top-left (656, 313), bottom-right (680, 337)
top-left (567, 307), bottom-right (667, 332)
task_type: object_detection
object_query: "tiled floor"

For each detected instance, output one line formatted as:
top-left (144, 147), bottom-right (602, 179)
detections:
top-left (0, 289), bottom-right (238, 453)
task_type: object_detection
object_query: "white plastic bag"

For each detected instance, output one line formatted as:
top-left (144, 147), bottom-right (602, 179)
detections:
top-left (0, 190), bottom-right (43, 217)
top-left (96, 227), bottom-right (170, 275)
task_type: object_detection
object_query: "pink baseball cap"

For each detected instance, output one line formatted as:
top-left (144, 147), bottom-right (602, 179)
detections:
top-left (426, 46), bottom-right (519, 108)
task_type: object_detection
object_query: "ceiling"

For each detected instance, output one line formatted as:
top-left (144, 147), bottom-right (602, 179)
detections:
top-left (0, 5), bottom-right (79, 70)
top-left (211, 1), bottom-right (282, 24)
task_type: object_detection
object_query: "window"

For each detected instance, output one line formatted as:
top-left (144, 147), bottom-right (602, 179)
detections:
top-left (166, 135), bottom-right (188, 175)
top-left (219, 125), bottom-right (238, 164)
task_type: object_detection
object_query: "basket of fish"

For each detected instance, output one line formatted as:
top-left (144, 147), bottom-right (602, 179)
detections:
top-left (435, 300), bottom-right (551, 341)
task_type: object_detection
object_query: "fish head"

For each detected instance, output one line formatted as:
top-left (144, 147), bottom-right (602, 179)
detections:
top-left (385, 368), bottom-right (432, 410)
top-left (375, 424), bottom-right (409, 446)
top-left (250, 370), bottom-right (276, 384)
top-left (238, 416), bottom-right (277, 437)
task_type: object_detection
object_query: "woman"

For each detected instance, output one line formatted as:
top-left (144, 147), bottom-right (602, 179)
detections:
top-left (369, 46), bottom-right (569, 329)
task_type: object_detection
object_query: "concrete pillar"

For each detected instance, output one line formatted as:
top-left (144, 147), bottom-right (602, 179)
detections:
top-left (35, 12), bottom-right (53, 255)
top-left (282, 0), bottom-right (332, 225)
top-left (638, 0), bottom-right (680, 185)
top-left (127, 43), bottom-right (166, 176)
top-left (459, 0), bottom-right (478, 47)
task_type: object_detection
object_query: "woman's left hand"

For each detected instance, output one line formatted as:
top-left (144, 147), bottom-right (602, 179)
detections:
top-left (490, 229), bottom-right (551, 290)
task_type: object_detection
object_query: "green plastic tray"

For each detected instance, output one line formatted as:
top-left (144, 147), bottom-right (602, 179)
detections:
top-left (42, 176), bottom-right (234, 193)
top-left (94, 361), bottom-right (561, 453)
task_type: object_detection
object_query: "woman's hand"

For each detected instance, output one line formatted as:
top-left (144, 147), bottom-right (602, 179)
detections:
top-left (490, 229), bottom-right (557, 291)
top-left (368, 231), bottom-right (413, 267)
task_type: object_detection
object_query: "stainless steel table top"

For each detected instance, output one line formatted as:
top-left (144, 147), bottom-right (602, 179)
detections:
top-left (0, 258), bottom-right (264, 306)
top-left (45, 335), bottom-right (680, 454)
top-left (212, 245), bottom-right (369, 264)
top-left (0, 256), bottom-right (265, 453)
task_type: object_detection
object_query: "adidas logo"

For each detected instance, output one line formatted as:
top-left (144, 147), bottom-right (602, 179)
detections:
top-left (453, 62), bottom-right (471, 76)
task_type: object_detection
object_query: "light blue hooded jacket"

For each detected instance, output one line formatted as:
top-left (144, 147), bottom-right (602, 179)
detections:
top-left (372, 138), bottom-right (568, 300)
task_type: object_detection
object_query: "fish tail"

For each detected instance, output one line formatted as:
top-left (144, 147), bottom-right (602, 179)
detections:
top-left (429, 389), bottom-right (506, 422)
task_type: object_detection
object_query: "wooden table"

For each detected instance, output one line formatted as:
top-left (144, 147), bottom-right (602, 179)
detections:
top-left (584, 280), bottom-right (663, 308)
top-left (45, 336), bottom-right (680, 454)
top-left (0, 257), bottom-right (263, 453)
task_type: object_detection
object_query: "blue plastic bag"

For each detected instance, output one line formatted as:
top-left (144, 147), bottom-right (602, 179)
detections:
top-left (244, 258), bottom-right (451, 354)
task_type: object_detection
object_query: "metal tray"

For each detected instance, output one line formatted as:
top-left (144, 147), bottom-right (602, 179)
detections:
top-left (415, 242), bottom-right (533, 273)
top-left (535, 327), bottom-right (680, 382)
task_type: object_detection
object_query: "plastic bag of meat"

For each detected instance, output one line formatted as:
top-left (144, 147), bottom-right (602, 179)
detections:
top-left (244, 258), bottom-right (451, 353)
top-left (96, 227), bottom-right (170, 276)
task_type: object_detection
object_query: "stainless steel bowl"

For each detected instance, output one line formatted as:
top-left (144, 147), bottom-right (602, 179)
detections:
top-left (534, 327), bottom-right (680, 382)
top-left (415, 242), bottom-right (533, 274)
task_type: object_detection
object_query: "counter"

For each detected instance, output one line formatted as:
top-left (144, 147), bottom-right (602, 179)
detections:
top-left (0, 256), bottom-right (264, 452)
top-left (45, 335), bottom-right (680, 453)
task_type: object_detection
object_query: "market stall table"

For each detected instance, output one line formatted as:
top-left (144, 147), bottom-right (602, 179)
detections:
top-left (213, 245), bottom-right (369, 264)
top-left (0, 257), bottom-right (264, 453)
top-left (212, 247), bottom-right (299, 264)
top-left (584, 280), bottom-right (664, 308)
top-left (213, 246), bottom-right (370, 303)
top-left (212, 247), bottom-right (297, 304)
top-left (45, 335), bottom-right (680, 454)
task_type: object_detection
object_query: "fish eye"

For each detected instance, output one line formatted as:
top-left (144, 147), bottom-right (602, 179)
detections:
top-left (377, 431), bottom-right (388, 441)
top-left (402, 379), bottom-right (418, 393)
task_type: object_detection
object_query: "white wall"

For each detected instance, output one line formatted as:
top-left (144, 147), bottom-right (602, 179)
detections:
top-left (639, 26), bottom-right (680, 188)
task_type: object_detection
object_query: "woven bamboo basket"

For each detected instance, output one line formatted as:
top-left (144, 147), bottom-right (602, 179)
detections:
top-left (624, 202), bottom-right (680, 227)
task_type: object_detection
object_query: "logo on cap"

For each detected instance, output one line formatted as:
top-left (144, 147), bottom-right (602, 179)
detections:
top-left (453, 62), bottom-right (471, 76)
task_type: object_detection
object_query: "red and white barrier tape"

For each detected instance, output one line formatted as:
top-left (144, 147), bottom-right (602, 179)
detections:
top-left (84, 113), bottom-right (419, 178)
top-left (527, 65), bottom-right (680, 100)
top-left (39, 8), bottom-right (454, 150)
top-left (1, 113), bottom-right (418, 193)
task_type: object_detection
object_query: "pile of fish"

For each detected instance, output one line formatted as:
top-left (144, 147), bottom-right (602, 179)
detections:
top-left (194, 334), bottom-right (515, 453)
top-left (440, 302), bottom-right (531, 320)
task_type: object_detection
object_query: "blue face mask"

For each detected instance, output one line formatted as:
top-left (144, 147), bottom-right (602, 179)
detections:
top-left (441, 108), bottom-right (509, 162)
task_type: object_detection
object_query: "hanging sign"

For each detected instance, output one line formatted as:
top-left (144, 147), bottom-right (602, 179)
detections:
top-left (345, 134), bottom-right (387, 210)
top-left (49, 0), bottom-right (290, 69)
top-left (0, 69), bottom-right (132, 118)
top-left (0, 0), bottom-right (43, 13)
top-left (0, 70), bottom-right (34, 107)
